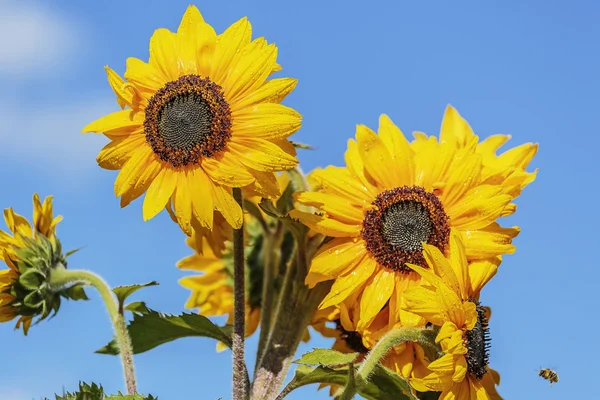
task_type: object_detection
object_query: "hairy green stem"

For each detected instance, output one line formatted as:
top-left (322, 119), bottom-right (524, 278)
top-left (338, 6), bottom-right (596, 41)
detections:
top-left (232, 188), bottom-right (249, 400)
top-left (49, 265), bottom-right (136, 395)
top-left (339, 327), bottom-right (426, 400)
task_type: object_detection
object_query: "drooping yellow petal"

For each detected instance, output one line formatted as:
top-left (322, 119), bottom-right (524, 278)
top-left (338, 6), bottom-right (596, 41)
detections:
top-left (105, 66), bottom-right (134, 109)
top-left (173, 171), bottom-right (193, 235)
top-left (468, 258), bottom-right (499, 297)
top-left (319, 257), bottom-right (377, 309)
top-left (358, 268), bottom-right (395, 330)
top-left (117, 152), bottom-right (160, 207)
top-left (142, 168), bottom-right (178, 221)
top-left (189, 169), bottom-right (215, 230)
top-left (212, 185), bottom-right (243, 229)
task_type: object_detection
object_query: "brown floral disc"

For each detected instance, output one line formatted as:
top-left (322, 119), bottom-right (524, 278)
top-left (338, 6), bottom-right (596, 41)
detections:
top-left (465, 299), bottom-right (491, 380)
top-left (361, 186), bottom-right (450, 273)
top-left (144, 74), bottom-right (232, 167)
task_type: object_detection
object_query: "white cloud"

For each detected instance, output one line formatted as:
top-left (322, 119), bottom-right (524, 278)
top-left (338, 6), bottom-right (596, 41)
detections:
top-left (0, 1), bottom-right (79, 76)
top-left (0, 97), bottom-right (113, 175)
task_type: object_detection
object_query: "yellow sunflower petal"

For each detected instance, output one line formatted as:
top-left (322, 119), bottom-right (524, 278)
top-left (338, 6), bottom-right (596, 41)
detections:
top-left (358, 268), bottom-right (395, 330)
top-left (344, 139), bottom-right (378, 195)
top-left (105, 66), bottom-right (133, 109)
top-left (294, 192), bottom-right (364, 224)
top-left (309, 238), bottom-right (368, 281)
top-left (124, 57), bottom-right (166, 93)
top-left (142, 168), bottom-right (178, 221)
top-left (448, 231), bottom-right (469, 300)
top-left (118, 157), bottom-right (161, 209)
top-left (210, 17), bottom-right (252, 83)
top-left (319, 257), bottom-right (377, 309)
top-left (378, 114), bottom-right (415, 185)
top-left (201, 152), bottom-right (256, 187)
top-left (452, 355), bottom-right (468, 383)
top-left (468, 258), bottom-right (499, 297)
top-left (401, 286), bottom-right (445, 326)
top-left (288, 210), bottom-right (361, 237)
top-left (224, 41), bottom-right (278, 101)
top-left (188, 169), bottom-right (215, 230)
top-left (496, 142), bottom-right (538, 170)
top-left (148, 28), bottom-right (180, 81)
top-left (4, 208), bottom-right (32, 238)
top-left (461, 223), bottom-right (518, 260)
top-left (441, 152), bottom-right (482, 207)
top-left (447, 185), bottom-right (512, 231)
top-left (232, 78), bottom-right (297, 112)
top-left (439, 105), bottom-right (477, 149)
top-left (356, 124), bottom-right (401, 189)
top-left (176, 5), bottom-right (216, 76)
top-left (232, 103), bottom-right (302, 139)
top-left (245, 169), bottom-right (280, 198)
top-left (97, 135), bottom-right (146, 170)
top-left (229, 138), bottom-right (298, 172)
top-left (308, 166), bottom-right (372, 205)
top-left (212, 185), bottom-right (243, 229)
top-left (82, 109), bottom-right (141, 134)
top-left (421, 243), bottom-right (460, 296)
top-left (173, 171), bottom-right (193, 235)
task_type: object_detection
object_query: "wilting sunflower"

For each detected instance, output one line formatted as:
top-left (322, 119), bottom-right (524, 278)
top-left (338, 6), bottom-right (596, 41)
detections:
top-left (178, 230), bottom-right (261, 350)
top-left (402, 232), bottom-right (501, 399)
top-left (83, 5), bottom-right (301, 236)
top-left (291, 105), bottom-right (536, 329)
top-left (0, 194), bottom-right (63, 334)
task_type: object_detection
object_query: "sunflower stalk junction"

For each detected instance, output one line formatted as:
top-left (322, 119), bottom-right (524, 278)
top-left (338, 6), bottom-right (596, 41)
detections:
top-left (232, 188), bottom-right (249, 400)
top-left (48, 264), bottom-right (137, 395)
top-left (251, 232), bottom-right (332, 400)
top-left (339, 327), bottom-right (431, 400)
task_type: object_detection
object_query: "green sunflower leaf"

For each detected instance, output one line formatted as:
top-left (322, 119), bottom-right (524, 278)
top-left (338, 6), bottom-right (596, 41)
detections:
top-left (277, 364), bottom-right (417, 400)
top-left (95, 309), bottom-right (232, 355)
top-left (124, 301), bottom-right (150, 315)
top-left (293, 348), bottom-right (360, 367)
top-left (48, 381), bottom-right (157, 399)
top-left (112, 281), bottom-right (159, 313)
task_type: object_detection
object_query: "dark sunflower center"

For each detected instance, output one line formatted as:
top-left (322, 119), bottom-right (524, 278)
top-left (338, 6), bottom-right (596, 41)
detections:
top-left (361, 186), bottom-right (450, 273)
top-left (144, 75), bottom-right (232, 167)
top-left (335, 319), bottom-right (368, 354)
top-left (382, 201), bottom-right (432, 252)
top-left (464, 299), bottom-right (491, 380)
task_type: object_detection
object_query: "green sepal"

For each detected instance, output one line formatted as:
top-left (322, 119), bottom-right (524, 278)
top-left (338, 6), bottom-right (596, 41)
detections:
top-left (95, 308), bottom-right (233, 355)
top-left (259, 199), bottom-right (308, 241)
top-left (112, 281), bottom-right (159, 313)
top-left (294, 348), bottom-right (360, 367)
top-left (19, 269), bottom-right (44, 290)
top-left (23, 290), bottom-right (43, 308)
top-left (61, 284), bottom-right (89, 301)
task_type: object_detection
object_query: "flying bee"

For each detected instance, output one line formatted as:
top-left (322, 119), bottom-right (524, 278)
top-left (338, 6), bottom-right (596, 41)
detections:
top-left (538, 368), bottom-right (558, 385)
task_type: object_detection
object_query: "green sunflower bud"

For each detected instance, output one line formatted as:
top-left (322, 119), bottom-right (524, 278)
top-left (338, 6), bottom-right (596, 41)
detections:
top-left (4, 234), bottom-right (86, 326)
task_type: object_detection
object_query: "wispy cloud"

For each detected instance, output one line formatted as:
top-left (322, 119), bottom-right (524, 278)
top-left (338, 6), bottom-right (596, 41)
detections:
top-left (0, 97), bottom-right (112, 175)
top-left (0, 1), bottom-right (80, 77)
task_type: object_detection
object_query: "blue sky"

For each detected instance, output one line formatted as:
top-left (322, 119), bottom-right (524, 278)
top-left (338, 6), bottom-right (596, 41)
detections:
top-left (0, 0), bottom-right (597, 398)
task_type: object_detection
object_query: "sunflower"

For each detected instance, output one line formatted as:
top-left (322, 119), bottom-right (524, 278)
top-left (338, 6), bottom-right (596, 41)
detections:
top-left (291, 105), bottom-right (536, 329)
top-left (83, 5), bottom-right (301, 236)
top-left (178, 231), bottom-right (261, 350)
top-left (0, 194), bottom-right (63, 334)
top-left (401, 231), bottom-right (501, 399)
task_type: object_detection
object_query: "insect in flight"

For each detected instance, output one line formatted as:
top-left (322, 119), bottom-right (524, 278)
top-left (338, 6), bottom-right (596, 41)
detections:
top-left (538, 368), bottom-right (558, 385)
